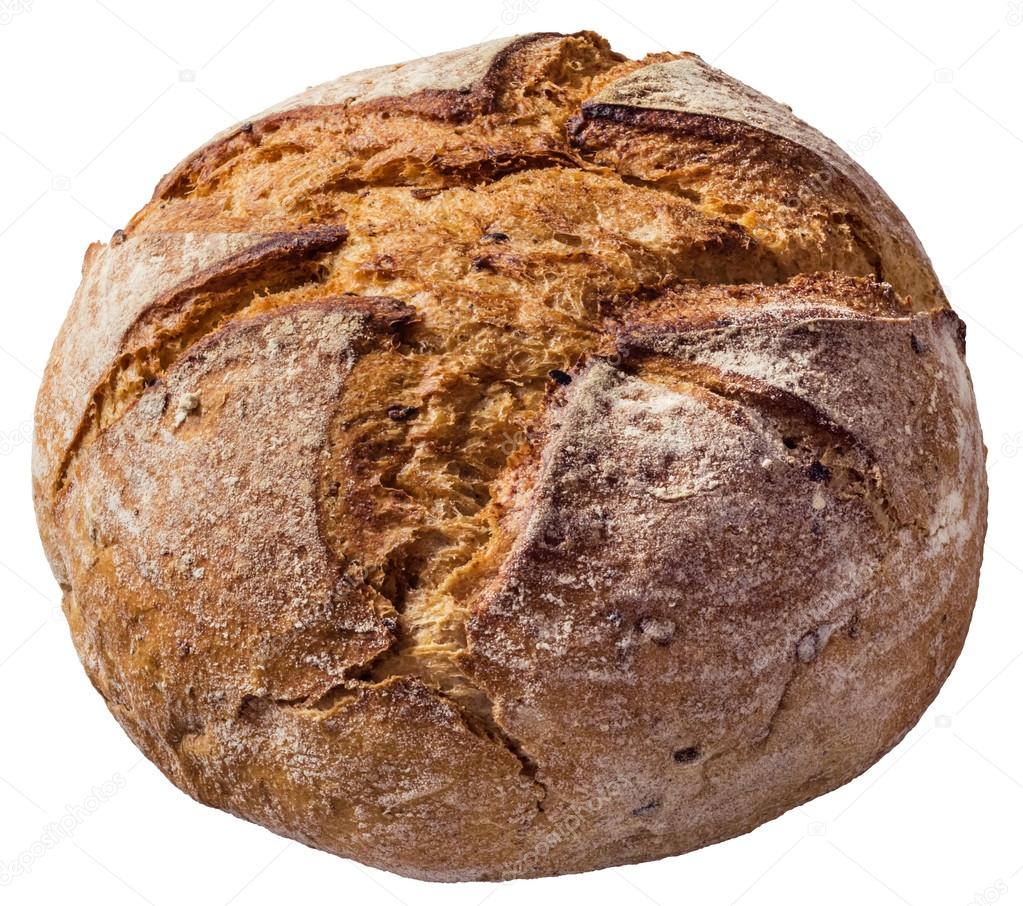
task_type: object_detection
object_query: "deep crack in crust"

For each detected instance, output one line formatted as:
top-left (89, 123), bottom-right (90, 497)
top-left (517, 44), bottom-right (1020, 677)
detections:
top-left (33, 31), bottom-right (986, 881)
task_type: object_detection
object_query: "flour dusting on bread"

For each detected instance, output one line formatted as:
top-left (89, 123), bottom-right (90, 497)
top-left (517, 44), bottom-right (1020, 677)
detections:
top-left (33, 31), bottom-right (986, 882)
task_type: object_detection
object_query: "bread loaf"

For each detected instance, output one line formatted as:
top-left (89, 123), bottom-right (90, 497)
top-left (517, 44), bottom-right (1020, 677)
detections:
top-left (33, 31), bottom-right (987, 881)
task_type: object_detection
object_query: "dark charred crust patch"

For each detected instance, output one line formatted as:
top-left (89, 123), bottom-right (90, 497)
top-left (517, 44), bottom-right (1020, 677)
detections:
top-left (673, 746), bottom-right (701, 764)
top-left (807, 460), bottom-right (831, 482)
top-left (570, 103), bottom-right (809, 156)
top-left (386, 404), bottom-right (418, 421)
top-left (632, 799), bottom-right (662, 816)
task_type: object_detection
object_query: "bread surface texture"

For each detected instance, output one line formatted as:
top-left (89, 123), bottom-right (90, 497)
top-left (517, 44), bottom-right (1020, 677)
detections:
top-left (33, 31), bottom-right (986, 881)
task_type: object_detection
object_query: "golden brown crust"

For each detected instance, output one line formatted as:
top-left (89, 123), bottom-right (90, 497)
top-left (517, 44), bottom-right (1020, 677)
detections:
top-left (568, 54), bottom-right (946, 311)
top-left (151, 32), bottom-right (618, 203)
top-left (34, 32), bottom-right (986, 881)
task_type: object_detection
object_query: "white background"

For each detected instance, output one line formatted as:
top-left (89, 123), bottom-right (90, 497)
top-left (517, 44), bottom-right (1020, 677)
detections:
top-left (1, 1), bottom-right (1020, 903)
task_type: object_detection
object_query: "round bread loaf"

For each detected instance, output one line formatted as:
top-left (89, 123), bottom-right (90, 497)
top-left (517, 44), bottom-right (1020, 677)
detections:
top-left (33, 31), bottom-right (987, 881)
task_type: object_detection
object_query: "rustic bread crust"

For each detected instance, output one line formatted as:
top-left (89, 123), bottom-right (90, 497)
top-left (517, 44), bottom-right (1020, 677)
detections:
top-left (569, 55), bottom-right (945, 311)
top-left (33, 32), bottom-right (986, 881)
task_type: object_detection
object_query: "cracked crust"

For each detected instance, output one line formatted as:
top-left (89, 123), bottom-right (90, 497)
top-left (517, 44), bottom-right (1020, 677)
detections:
top-left (33, 31), bottom-right (986, 881)
top-left (464, 287), bottom-right (983, 875)
top-left (569, 54), bottom-right (946, 311)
